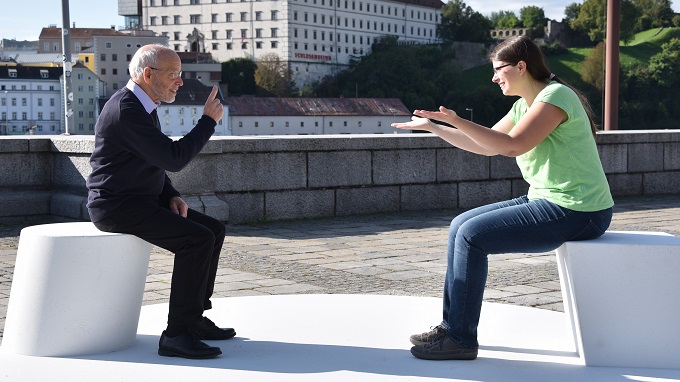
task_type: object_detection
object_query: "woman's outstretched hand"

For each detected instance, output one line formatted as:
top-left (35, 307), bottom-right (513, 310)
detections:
top-left (391, 106), bottom-right (459, 132)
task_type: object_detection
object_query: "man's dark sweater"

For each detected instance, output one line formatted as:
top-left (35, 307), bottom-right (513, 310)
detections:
top-left (87, 88), bottom-right (216, 223)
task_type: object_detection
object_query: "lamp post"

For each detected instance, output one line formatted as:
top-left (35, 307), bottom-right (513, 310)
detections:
top-left (3, 90), bottom-right (8, 135)
top-left (465, 107), bottom-right (473, 123)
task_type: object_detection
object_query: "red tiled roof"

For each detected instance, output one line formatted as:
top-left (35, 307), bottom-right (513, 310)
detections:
top-left (224, 97), bottom-right (411, 117)
top-left (39, 27), bottom-right (126, 39)
top-left (392, 0), bottom-right (444, 9)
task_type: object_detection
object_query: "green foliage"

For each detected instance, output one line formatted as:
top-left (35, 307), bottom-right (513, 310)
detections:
top-left (438, 0), bottom-right (493, 43)
top-left (580, 42), bottom-right (605, 91)
top-left (632, 0), bottom-right (675, 29)
top-left (569, 0), bottom-right (640, 43)
top-left (221, 58), bottom-right (257, 96)
top-left (254, 53), bottom-right (293, 97)
top-left (490, 11), bottom-right (521, 29)
top-left (564, 3), bottom-right (581, 24)
top-left (520, 6), bottom-right (546, 29)
top-left (648, 38), bottom-right (680, 87)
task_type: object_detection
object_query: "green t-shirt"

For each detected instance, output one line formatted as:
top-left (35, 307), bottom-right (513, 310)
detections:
top-left (511, 82), bottom-right (614, 212)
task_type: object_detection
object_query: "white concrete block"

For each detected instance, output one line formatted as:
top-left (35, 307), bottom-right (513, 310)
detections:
top-left (556, 231), bottom-right (680, 369)
top-left (1, 222), bottom-right (151, 357)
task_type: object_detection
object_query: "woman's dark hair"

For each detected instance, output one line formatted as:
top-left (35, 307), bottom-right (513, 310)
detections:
top-left (489, 36), bottom-right (598, 137)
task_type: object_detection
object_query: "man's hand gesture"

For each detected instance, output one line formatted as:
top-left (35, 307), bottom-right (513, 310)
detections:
top-left (203, 86), bottom-right (224, 123)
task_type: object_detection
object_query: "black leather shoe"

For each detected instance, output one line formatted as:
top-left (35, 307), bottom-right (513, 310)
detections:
top-left (191, 316), bottom-right (236, 341)
top-left (158, 331), bottom-right (222, 359)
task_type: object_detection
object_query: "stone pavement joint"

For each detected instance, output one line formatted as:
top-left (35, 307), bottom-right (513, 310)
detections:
top-left (1, 195), bottom-right (679, 340)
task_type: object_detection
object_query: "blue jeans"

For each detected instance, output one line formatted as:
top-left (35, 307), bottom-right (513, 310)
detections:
top-left (441, 196), bottom-right (612, 349)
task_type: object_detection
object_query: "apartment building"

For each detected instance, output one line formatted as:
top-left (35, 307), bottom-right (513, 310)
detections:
top-left (39, 27), bottom-right (169, 97)
top-left (118, 0), bottom-right (442, 86)
top-left (0, 63), bottom-right (101, 135)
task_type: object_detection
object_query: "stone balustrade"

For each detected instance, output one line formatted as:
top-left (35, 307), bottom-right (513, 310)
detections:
top-left (1, 130), bottom-right (679, 224)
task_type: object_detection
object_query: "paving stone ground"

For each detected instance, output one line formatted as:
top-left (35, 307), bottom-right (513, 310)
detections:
top-left (1, 194), bottom-right (679, 340)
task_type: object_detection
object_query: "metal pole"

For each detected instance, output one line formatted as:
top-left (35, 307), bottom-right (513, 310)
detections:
top-left (3, 91), bottom-right (7, 135)
top-left (604, 1), bottom-right (620, 131)
top-left (61, 0), bottom-right (74, 135)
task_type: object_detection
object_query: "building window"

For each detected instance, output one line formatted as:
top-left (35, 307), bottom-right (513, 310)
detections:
top-left (226, 13), bottom-right (233, 22)
top-left (101, 68), bottom-right (106, 75)
top-left (162, 16), bottom-right (168, 25)
top-left (256, 29), bottom-right (262, 38)
top-left (212, 43), bottom-right (219, 49)
top-left (150, 16), bottom-right (157, 25)
top-left (271, 41), bottom-right (278, 48)
top-left (190, 14), bottom-right (201, 24)
top-left (227, 43), bottom-right (233, 50)
top-left (240, 12), bottom-right (247, 21)
top-left (271, 28), bottom-right (278, 38)
top-left (212, 30), bottom-right (218, 39)
top-left (226, 29), bottom-right (233, 39)
top-left (255, 11), bottom-right (262, 21)
top-left (174, 32), bottom-right (180, 40)
top-left (100, 53), bottom-right (106, 61)
top-left (190, 0), bottom-right (200, 4)
top-left (212, 13), bottom-right (218, 22)
top-left (241, 29), bottom-right (247, 38)
top-left (256, 42), bottom-right (262, 49)
top-left (271, 10), bottom-right (278, 20)
top-left (241, 43), bottom-right (248, 49)
top-left (113, 68), bottom-right (118, 75)
top-left (174, 15), bottom-right (180, 24)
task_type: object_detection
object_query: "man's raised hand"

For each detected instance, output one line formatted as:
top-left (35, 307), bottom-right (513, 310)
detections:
top-left (203, 86), bottom-right (224, 123)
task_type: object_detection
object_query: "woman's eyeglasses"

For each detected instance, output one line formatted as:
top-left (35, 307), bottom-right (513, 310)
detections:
top-left (493, 63), bottom-right (515, 74)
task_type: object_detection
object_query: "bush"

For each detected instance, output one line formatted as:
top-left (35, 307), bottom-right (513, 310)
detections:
top-left (580, 42), bottom-right (605, 91)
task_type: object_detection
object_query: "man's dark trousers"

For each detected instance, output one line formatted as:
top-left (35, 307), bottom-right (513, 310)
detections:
top-left (92, 196), bottom-right (225, 327)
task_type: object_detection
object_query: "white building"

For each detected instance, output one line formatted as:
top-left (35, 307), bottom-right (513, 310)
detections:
top-left (118, 0), bottom-right (442, 87)
top-left (39, 27), bottom-right (169, 97)
top-left (223, 96), bottom-right (412, 135)
top-left (154, 78), bottom-right (411, 136)
top-left (0, 63), bottom-right (103, 135)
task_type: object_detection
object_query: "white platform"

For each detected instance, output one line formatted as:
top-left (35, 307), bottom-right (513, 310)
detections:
top-left (557, 231), bottom-right (680, 369)
top-left (2, 222), bottom-right (151, 357)
top-left (1, 295), bottom-right (679, 382)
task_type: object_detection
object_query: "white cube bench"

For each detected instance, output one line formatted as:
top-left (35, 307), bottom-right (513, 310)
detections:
top-left (556, 230), bottom-right (680, 369)
top-left (1, 222), bottom-right (151, 357)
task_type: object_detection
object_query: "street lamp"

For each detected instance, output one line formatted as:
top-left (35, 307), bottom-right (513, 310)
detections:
top-left (465, 107), bottom-right (473, 123)
top-left (3, 90), bottom-right (8, 135)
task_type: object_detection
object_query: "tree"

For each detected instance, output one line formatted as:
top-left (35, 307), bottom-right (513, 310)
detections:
top-left (581, 42), bottom-right (606, 91)
top-left (254, 53), bottom-right (292, 97)
top-left (438, 0), bottom-right (493, 43)
top-left (564, 3), bottom-right (581, 24)
top-left (221, 58), bottom-right (257, 96)
top-left (632, 0), bottom-right (675, 29)
top-left (490, 11), bottom-right (521, 28)
top-left (648, 38), bottom-right (680, 87)
top-left (520, 6), bottom-right (547, 39)
top-left (569, 0), bottom-right (640, 43)
top-left (520, 6), bottom-right (546, 28)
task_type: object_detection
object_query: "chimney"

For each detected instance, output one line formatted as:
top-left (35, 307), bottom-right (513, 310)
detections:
top-left (72, 22), bottom-right (76, 28)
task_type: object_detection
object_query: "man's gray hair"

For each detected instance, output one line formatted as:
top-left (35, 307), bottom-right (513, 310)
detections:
top-left (129, 44), bottom-right (170, 80)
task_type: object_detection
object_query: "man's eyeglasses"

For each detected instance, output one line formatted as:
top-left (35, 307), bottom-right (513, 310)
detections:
top-left (493, 63), bottom-right (515, 74)
top-left (149, 67), bottom-right (182, 79)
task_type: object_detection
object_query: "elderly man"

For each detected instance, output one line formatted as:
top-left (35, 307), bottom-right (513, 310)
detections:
top-left (87, 44), bottom-right (232, 359)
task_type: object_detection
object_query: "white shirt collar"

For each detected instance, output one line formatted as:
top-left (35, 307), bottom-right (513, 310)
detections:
top-left (126, 79), bottom-right (159, 114)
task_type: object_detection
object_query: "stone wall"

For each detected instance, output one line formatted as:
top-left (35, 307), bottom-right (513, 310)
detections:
top-left (1, 130), bottom-right (679, 224)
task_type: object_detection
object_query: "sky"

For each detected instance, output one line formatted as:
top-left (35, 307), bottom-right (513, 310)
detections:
top-left (1, 0), bottom-right (678, 41)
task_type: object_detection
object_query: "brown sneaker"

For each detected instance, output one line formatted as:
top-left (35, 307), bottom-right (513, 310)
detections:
top-left (410, 336), bottom-right (478, 360)
top-left (409, 325), bottom-right (447, 346)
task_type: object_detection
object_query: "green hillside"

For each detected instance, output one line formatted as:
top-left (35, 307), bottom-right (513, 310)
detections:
top-left (460, 27), bottom-right (680, 89)
top-left (621, 27), bottom-right (680, 67)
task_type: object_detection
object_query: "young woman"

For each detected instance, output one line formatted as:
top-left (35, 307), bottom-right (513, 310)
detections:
top-left (391, 36), bottom-right (614, 361)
